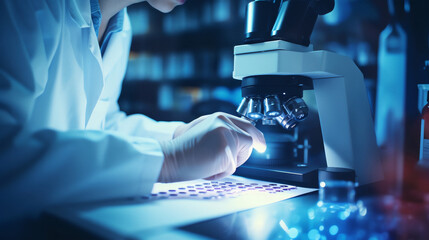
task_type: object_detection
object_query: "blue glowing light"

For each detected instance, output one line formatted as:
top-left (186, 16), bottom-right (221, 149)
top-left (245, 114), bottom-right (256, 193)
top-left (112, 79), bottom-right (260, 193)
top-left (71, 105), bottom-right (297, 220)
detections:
top-left (279, 220), bottom-right (299, 239)
top-left (338, 210), bottom-right (350, 220)
top-left (288, 228), bottom-right (299, 239)
top-left (308, 229), bottom-right (320, 240)
top-left (329, 225), bottom-right (339, 235)
top-left (337, 234), bottom-right (347, 240)
top-left (359, 207), bottom-right (367, 217)
top-left (267, 112), bottom-right (280, 117)
top-left (248, 113), bottom-right (262, 120)
top-left (308, 209), bottom-right (315, 220)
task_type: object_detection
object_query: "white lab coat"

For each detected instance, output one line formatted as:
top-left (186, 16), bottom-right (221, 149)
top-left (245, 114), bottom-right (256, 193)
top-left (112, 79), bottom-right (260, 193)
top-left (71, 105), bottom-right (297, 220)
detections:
top-left (0, 0), bottom-right (183, 236)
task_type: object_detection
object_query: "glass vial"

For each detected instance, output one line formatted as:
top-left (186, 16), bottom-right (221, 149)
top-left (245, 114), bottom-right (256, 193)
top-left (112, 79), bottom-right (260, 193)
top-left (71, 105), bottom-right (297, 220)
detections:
top-left (374, 0), bottom-right (408, 197)
top-left (419, 91), bottom-right (429, 167)
top-left (318, 168), bottom-right (357, 210)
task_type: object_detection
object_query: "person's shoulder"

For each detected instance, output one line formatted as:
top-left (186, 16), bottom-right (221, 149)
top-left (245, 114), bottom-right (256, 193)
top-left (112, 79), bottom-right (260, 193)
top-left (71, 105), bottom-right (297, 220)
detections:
top-left (0, 0), bottom-right (65, 31)
top-left (27, 0), bottom-right (65, 13)
top-left (31, 0), bottom-right (90, 20)
top-left (1, 0), bottom-right (66, 22)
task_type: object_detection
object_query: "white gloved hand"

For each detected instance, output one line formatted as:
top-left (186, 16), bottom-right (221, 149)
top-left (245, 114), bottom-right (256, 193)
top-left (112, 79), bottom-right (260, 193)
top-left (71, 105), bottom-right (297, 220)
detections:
top-left (158, 112), bottom-right (266, 182)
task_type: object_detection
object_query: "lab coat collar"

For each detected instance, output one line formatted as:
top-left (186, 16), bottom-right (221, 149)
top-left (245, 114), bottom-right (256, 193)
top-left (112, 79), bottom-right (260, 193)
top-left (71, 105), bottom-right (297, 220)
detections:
top-left (101, 9), bottom-right (131, 80)
top-left (68, 0), bottom-right (92, 28)
top-left (66, 0), bottom-right (106, 127)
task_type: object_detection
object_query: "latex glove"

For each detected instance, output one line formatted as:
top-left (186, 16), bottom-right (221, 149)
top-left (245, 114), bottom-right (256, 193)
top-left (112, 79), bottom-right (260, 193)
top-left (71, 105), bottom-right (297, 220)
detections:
top-left (158, 112), bottom-right (266, 182)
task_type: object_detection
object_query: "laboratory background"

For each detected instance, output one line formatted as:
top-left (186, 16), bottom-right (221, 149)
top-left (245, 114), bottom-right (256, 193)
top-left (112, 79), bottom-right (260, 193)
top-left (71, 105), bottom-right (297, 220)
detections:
top-left (122, 1), bottom-right (427, 181)
top-left (37, 0), bottom-right (429, 239)
top-left (119, 0), bottom-right (429, 237)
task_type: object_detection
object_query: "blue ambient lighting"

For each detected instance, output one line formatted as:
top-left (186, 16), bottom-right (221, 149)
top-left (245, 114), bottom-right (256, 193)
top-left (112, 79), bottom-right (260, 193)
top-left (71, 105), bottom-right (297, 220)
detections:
top-left (308, 229), bottom-right (320, 240)
top-left (329, 225), bottom-right (339, 235)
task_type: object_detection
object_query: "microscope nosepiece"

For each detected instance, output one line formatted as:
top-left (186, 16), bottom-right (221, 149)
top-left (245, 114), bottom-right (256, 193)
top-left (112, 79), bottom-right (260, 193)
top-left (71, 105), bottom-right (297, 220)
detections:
top-left (263, 95), bottom-right (282, 118)
top-left (236, 96), bottom-right (308, 127)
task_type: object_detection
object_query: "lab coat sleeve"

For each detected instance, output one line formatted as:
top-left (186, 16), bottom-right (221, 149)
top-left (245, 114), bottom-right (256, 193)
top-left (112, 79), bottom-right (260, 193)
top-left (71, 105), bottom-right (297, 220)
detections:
top-left (105, 103), bottom-right (185, 141)
top-left (101, 10), bottom-right (185, 141)
top-left (0, 0), bottom-right (163, 225)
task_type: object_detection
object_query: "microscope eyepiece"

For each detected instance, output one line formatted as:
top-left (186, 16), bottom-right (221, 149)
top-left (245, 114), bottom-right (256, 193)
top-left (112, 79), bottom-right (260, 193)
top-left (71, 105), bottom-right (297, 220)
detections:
top-left (244, 0), bottom-right (278, 44)
top-left (245, 0), bottom-right (335, 46)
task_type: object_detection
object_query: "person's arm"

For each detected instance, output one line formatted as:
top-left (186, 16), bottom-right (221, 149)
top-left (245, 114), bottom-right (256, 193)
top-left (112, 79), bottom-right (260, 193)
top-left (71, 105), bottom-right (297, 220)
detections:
top-left (106, 104), bottom-right (185, 141)
top-left (100, 9), bottom-right (184, 141)
top-left (97, 9), bottom-right (267, 184)
top-left (0, 0), bottom-right (163, 225)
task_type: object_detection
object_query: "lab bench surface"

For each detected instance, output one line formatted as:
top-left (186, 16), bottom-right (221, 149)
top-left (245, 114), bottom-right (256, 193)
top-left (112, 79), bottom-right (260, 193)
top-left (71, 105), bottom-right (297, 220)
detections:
top-left (42, 193), bottom-right (319, 240)
top-left (178, 185), bottom-right (429, 240)
top-left (41, 182), bottom-right (429, 240)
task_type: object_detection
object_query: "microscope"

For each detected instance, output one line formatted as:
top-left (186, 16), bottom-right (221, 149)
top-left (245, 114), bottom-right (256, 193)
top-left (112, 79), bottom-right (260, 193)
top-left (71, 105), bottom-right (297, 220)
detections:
top-left (233, 0), bottom-right (383, 187)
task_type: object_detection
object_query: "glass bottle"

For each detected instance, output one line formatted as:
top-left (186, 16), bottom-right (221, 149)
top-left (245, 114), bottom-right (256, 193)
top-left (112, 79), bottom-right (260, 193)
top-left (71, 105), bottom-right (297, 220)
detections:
top-left (317, 168), bottom-right (357, 211)
top-left (374, 0), bottom-right (408, 197)
top-left (419, 62), bottom-right (429, 168)
top-left (419, 92), bottom-right (429, 168)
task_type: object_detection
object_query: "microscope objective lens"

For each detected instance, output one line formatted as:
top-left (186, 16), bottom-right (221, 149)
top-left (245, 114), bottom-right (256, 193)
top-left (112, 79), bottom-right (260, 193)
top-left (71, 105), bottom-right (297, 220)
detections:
top-left (264, 95), bottom-right (282, 118)
top-left (247, 98), bottom-right (263, 120)
top-left (284, 97), bottom-right (309, 121)
top-left (236, 97), bottom-right (250, 116)
top-left (276, 112), bottom-right (298, 130)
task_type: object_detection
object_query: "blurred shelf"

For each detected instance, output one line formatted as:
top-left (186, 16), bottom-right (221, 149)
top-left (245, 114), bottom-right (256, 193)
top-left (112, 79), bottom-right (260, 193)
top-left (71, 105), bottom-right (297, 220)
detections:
top-left (123, 78), bottom-right (241, 88)
top-left (131, 21), bottom-right (245, 53)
